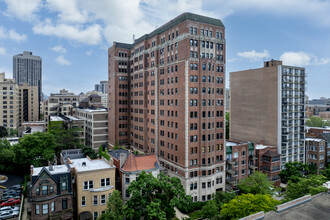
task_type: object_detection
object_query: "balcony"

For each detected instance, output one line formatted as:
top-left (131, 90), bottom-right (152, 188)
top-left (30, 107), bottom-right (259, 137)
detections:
top-left (226, 178), bottom-right (236, 184)
top-left (226, 160), bottom-right (235, 165)
top-left (227, 169), bottom-right (235, 175)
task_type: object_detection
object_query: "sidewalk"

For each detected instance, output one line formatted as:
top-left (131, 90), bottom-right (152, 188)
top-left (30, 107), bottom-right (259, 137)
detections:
top-left (21, 197), bottom-right (29, 220)
top-left (174, 207), bottom-right (189, 220)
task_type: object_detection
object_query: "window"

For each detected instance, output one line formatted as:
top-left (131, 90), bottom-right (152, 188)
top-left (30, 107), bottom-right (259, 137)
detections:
top-left (125, 190), bottom-right (130, 198)
top-left (61, 182), bottom-right (67, 191)
top-left (42, 204), bottom-right (48, 214)
top-left (62, 199), bottom-right (67, 210)
top-left (234, 152), bottom-right (238, 158)
top-left (101, 195), bottom-right (106, 205)
top-left (101, 178), bottom-right (111, 187)
top-left (50, 186), bottom-right (54, 194)
top-left (125, 177), bottom-right (130, 184)
top-left (51, 201), bottom-right (55, 212)
top-left (89, 181), bottom-right (94, 189)
top-left (94, 212), bottom-right (98, 220)
top-left (83, 181), bottom-right (88, 190)
top-left (81, 196), bottom-right (86, 206)
top-left (93, 195), bottom-right (98, 205)
top-left (36, 205), bottom-right (40, 215)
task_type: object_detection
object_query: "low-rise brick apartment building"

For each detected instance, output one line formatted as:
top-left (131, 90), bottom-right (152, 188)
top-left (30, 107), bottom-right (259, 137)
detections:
top-left (108, 12), bottom-right (226, 201)
top-left (306, 127), bottom-right (330, 166)
top-left (226, 142), bottom-right (281, 189)
top-left (68, 157), bottom-right (115, 220)
top-left (305, 137), bottom-right (326, 171)
top-left (225, 141), bottom-right (255, 190)
top-left (29, 165), bottom-right (74, 220)
top-left (255, 144), bottom-right (281, 186)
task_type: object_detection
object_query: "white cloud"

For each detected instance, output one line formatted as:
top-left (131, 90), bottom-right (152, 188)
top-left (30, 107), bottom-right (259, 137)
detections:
top-left (55, 55), bottom-right (71, 66)
top-left (33, 19), bottom-right (102, 45)
top-left (3, 0), bottom-right (42, 21)
top-left (86, 50), bottom-right (93, 56)
top-left (280, 51), bottom-right (330, 66)
top-left (52, 45), bottom-right (67, 53)
top-left (0, 47), bottom-right (6, 55)
top-left (237, 50), bottom-right (269, 61)
top-left (0, 27), bottom-right (27, 42)
top-left (280, 51), bottom-right (311, 66)
top-left (45, 0), bottom-right (89, 24)
top-left (8, 30), bottom-right (27, 42)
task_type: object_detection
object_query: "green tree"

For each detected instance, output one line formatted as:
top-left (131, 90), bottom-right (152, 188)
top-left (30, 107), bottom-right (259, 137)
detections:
top-left (100, 190), bottom-right (125, 220)
top-left (306, 116), bottom-right (330, 127)
top-left (125, 171), bottom-right (192, 219)
top-left (6, 128), bottom-right (18, 137)
top-left (12, 132), bottom-right (56, 171)
top-left (238, 171), bottom-right (274, 195)
top-left (146, 201), bottom-right (166, 220)
top-left (226, 112), bottom-right (229, 140)
top-left (0, 126), bottom-right (8, 138)
top-left (0, 139), bottom-right (15, 172)
top-left (279, 161), bottom-right (308, 183)
top-left (220, 193), bottom-right (280, 220)
top-left (81, 145), bottom-right (97, 159)
top-left (284, 175), bottom-right (328, 201)
top-left (214, 191), bottom-right (237, 208)
top-left (320, 165), bottom-right (330, 180)
top-left (200, 200), bottom-right (221, 220)
top-left (51, 128), bottom-right (83, 157)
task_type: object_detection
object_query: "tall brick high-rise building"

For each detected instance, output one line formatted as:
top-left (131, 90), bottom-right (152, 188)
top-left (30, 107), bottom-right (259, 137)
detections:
top-left (108, 13), bottom-right (226, 201)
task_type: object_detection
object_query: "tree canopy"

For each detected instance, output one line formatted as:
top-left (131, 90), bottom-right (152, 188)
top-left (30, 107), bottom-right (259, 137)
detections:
top-left (238, 171), bottom-right (274, 195)
top-left (220, 193), bottom-right (280, 220)
top-left (81, 145), bottom-right (97, 159)
top-left (0, 126), bottom-right (8, 138)
top-left (320, 165), bottom-right (330, 180)
top-left (0, 139), bottom-right (15, 172)
top-left (306, 116), bottom-right (330, 127)
top-left (125, 171), bottom-right (192, 219)
top-left (51, 128), bottom-right (83, 155)
top-left (279, 162), bottom-right (309, 183)
top-left (284, 175), bottom-right (328, 201)
top-left (13, 132), bottom-right (56, 171)
top-left (100, 190), bottom-right (125, 220)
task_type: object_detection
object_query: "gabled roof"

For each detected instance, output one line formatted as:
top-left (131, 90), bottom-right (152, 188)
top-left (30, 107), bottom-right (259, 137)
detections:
top-left (121, 153), bottom-right (159, 173)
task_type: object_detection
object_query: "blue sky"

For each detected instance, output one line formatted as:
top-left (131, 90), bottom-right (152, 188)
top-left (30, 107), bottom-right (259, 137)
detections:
top-left (0, 0), bottom-right (329, 99)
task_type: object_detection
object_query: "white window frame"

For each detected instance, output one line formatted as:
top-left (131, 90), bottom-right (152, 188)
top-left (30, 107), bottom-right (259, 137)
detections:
top-left (42, 204), bottom-right (48, 215)
top-left (93, 195), bottom-right (98, 205)
top-left (36, 205), bottom-right (40, 215)
top-left (81, 196), bottom-right (86, 207)
top-left (51, 201), bottom-right (55, 212)
top-left (101, 195), bottom-right (106, 205)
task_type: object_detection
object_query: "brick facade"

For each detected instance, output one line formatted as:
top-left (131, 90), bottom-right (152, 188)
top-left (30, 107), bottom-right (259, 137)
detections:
top-left (108, 12), bottom-right (226, 201)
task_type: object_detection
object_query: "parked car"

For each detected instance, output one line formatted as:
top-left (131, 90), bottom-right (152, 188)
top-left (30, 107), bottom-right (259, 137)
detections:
top-left (0, 196), bottom-right (12, 203)
top-left (0, 199), bottom-right (20, 207)
top-left (0, 210), bottom-right (19, 219)
top-left (9, 185), bottom-right (21, 190)
top-left (0, 206), bottom-right (20, 212)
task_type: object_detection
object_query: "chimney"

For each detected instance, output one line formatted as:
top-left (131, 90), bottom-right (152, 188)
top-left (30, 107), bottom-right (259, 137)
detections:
top-left (133, 34), bottom-right (135, 43)
top-left (120, 153), bottom-right (128, 168)
top-left (260, 140), bottom-right (264, 145)
top-left (30, 165), bottom-right (34, 175)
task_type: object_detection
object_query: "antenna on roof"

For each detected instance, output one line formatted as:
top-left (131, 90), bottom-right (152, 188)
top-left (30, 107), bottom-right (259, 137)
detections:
top-left (133, 34), bottom-right (135, 43)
